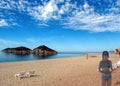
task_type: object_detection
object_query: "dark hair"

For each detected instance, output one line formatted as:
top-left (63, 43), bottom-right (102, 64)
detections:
top-left (102, 51), bottom-right (109, 58)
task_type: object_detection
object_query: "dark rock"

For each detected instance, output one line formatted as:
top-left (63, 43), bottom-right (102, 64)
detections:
top-left (32, 45), bottom-right (57, 57)
top-left (2, 46), bottom-right (31, 55)
top-left (2, 45), bottom-right (57, 57)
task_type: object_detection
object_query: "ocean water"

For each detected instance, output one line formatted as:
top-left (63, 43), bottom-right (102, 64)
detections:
top-left (0, 52), bottom-right (102, 63)
top-left (0, 52), bottom-right (86, 63)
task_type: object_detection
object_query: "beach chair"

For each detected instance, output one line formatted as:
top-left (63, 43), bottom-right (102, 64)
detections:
top-left (117, 61), bottom-right (120, 67)
top-left (26, 71), bottom-right (36, 77)
top-left (15, 71), bottom-right (26, 79)
top-left (115, 63), bottom-right (118, 68)
top-left (112, 63), bottom-right (117, 70)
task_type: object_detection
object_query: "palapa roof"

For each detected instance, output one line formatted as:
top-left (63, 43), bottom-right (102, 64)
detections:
top-left (115, 48), bottom-right (120, 54)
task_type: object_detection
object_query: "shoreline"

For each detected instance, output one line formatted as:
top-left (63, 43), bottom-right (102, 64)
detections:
top-left (0, 52), bottom-right (85, 63)
top-left (0, 52), bottom-right (103, 63)
top-left (0, 53), bottom-right (120, 86)
top-left (0, 53), bottom-right (97, 64)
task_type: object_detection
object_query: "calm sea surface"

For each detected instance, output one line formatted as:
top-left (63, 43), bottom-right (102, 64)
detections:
top-left (0, 52), bottom-right (101, 63)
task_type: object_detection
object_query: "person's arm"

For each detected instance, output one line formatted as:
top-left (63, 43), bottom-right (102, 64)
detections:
top-left (98, 61), bottom-right (103, 73)
top-left (110, 60), bottom-right (114, 72)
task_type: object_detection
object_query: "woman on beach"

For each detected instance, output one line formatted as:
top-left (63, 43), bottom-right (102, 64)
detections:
top-left (99, 51), bottom-right (113, 86)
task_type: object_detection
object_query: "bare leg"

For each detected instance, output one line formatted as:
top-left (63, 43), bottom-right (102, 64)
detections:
top-left (102, 78), bottom-right (106, 86)
top-left (107, 78), bottom-right (111, 86)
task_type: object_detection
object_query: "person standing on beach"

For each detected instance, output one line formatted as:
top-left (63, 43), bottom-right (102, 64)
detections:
top-left (98, 51), bottom-right (113, 86)
top-left (86, 54), bottom-right (88, 60)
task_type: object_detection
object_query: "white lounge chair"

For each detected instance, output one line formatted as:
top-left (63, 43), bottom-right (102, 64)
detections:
top-left (112, 62), bottom-right (120, 69)
top-left (26, 71), bottom-right (36, 77)
top-left (112, 63), bottom-right (117, 70)
top-left (15, 71), bottom-right (26, 79)
top-left (117, 61), bottom-right (120, 67)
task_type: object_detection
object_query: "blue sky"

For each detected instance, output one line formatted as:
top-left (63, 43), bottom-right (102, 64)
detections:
top-left (0, 0), bottom-right (120, 52)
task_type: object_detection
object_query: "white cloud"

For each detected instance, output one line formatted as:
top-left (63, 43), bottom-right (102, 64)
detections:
top-left (58, 0), bottom-right (64, 3)
top-left (0, 0), bottom-right (29, 11)
top-left (0, 18), bottom-right (18, 27)
top-left (28, 0), bottom-right (60, 21)
top-left (65, 12), bottom-right (120, 32)
top-left (27, 0), bottom-right (78, 24)
top-left (0, 0), bottom-right (120, 32)
top-left (63, 1), bottom-right (120, 32)
top-left (0, 0), bottom-right (29, 27)
top-left (41, 0), bottom-right (58, 20)
top-left (0, 38), bottom-right (26, 47)
top-left (0, 0), bottom-right (11, 9)
top-left (116, 0), bottom-right (120, 6)
top-left (83, 2), bottom-right (90, 9)
top-left (0, 19), bottom-right (8, 27)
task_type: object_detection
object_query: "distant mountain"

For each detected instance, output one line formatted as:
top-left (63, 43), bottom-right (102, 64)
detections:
top-left (2, 45), bottom-right (57, 57)
top-left (2, 46), bottom-right (31, 55)
top-left (32, 45), bottom-right (57, 57)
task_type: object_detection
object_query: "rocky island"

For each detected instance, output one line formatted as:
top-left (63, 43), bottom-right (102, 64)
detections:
top-left (2, 46), bottom-right (31, 55)
top-left (2, 45), bottom-right (57, 57)
top-left (32, 45), bottom-right (57, 57)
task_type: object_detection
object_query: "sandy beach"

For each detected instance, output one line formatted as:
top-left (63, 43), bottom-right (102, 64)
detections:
top-left (0, 54), bottom-right (120, 86)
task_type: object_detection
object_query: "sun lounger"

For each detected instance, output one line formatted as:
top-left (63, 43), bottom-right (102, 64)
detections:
top-left (15, 71), bottom-right (36, 79)
top-left (112, 63), bottom-right (117, 69)
top-left (15, 71), bottom-right (26, 79)
top-left (116, 61), bottom-right (120, 68)
top-left (26, 71), bottom-right (36, 77)
top-left (112, 61), bottom-right (120, 70)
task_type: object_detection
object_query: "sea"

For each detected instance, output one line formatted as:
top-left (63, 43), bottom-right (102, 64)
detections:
top-left (0, 52), bottom-right (102, 63)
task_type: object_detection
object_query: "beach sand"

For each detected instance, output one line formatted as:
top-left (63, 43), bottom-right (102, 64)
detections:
top-left (0, 54), bottom-right (120, 86)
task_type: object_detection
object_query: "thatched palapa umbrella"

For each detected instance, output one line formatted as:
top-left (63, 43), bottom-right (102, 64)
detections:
top-left (115, 48), bottom-right (120, 56)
